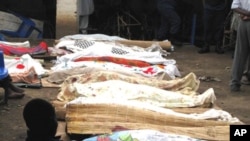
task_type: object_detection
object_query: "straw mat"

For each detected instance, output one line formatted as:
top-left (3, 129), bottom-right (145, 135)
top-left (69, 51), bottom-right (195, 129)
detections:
top-left (66, 103), bottom-right (232, 141)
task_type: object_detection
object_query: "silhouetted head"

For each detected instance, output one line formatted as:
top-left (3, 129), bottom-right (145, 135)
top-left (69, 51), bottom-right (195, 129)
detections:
top-left (23, 98), bottom-right (58, 138)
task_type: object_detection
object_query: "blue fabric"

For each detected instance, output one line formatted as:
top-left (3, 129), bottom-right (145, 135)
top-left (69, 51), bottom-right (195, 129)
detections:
top-left (0, 34), bottom-right (5, 41)
top-left (83, 130), bottom-right (203, 141)
top-left (83, 131), bottom-right (125, 141)
top-left (0, 50), bottom-right (8, 79)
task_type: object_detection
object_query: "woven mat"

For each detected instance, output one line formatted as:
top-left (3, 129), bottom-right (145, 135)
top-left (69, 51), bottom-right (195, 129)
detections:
top-left (65, 103), bottom-right (233, 141)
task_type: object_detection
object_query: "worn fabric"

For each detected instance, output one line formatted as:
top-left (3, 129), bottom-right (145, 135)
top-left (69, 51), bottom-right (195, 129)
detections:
top-left (0, 40), bottom-right (30, 47)
top-left (4, 54), bottom-right (46, 84)
top-left (10, 67), bottom-right (40, 84)
top-left (231, 19), bottom-right (250, 87)
top-left (231, 12), bottom-right (240, 31)
top-left (58, 34), bottom-right (126, 41)
top-left (69, 98), bottom-right (240, 124)
top-left (51, 60), bottom-right (179, 79)
top-left (5, 54), bottom-right (47, 78)
top-left (77, 0), bottom-right (94, 32)
top-left (53, 39), bottom-right (180, 79)
top-left (203, 0), bottom-right (227, 45)
top-left (230, 0), bottom-right (250, 87)
top-left (61, 80), bottom-right (215, 108)
top-left (243, 56), bottom-right (250, 79)
top-left (156, 0), bottom-right (181, 40)
top-left (77, 0), bottom-right (94, 16)
top-left (204, 0), bottom-right (227, 10)
top-left (0, 41), bottom-right (48, 56)
top-left (74, 56), bottom-right (153, 67)
top-left (231, 0), bottom-right (250, 11)
top-left (83, 129), bottom-right (203, 141)
top-left (47, 67), bottom-right (151, 84)
top-left (57, 71), bottom-right (200, 102)
top-left (78, 15), bottom-right (89, 33)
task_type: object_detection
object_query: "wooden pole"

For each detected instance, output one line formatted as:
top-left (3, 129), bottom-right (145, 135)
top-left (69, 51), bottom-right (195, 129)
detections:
top-left (115, 40), bottom-right (172, 50)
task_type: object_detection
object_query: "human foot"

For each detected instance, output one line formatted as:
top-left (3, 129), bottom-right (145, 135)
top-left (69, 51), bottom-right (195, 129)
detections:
top-left (9, 84), bottom-right (25, 93)
top-left (8, 92), bottom-right (25, 99)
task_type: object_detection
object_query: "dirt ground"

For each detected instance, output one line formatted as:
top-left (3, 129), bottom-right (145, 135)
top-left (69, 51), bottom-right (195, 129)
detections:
top-left (1, 1), bottom-right (249, 139)
top-left (0, 42), bottom-right (250, 141)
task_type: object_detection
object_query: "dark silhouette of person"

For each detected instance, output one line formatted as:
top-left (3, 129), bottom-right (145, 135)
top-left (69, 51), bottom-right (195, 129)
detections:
top-left (156, 0), bottom-right (182, 46)
top-left (23, 98), bottom-right (60, 141)
top-left (0, 74), bottom-right (25, 105)
top-left (198, 0), bottom-right (228, 54)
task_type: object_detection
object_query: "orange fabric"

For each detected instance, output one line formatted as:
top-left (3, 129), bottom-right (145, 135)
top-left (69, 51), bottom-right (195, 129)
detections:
top-left (74, 56), bottom-right (152, 68)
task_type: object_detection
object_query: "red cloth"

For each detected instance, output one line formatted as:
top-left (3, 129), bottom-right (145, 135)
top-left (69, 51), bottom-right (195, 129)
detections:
top-left (74, 56), bottom-right (152, 68)
top-left (0, 41), bottom-right (48, 56)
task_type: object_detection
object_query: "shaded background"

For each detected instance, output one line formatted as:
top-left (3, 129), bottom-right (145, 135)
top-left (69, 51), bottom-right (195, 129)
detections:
top-left (0, 0), bottom-right (233, 46)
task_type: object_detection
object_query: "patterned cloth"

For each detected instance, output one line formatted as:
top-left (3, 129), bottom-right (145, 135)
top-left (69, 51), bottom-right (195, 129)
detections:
top-left (74, 56), bottom-right (153, 68)
top-left (4, 54), bottom-right (47, 83)
top-left (57, 71), bottom-right (199, 102)
top-left (53, 40), bottom-right (180, 79)
top-left (59, 79), bottom-right (215, 108)
top-left (0, 41), bottom-right (48, 56)
top-left (52, 60), bottom-right (179, 79)
top-left (73, 40), bottom-right (95, 49)
top-left (83, 129), bottom-right (204, 141)
top-left (54, 40), bottom-right (172, 64)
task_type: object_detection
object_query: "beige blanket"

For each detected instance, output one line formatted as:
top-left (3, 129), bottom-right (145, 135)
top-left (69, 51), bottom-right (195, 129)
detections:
top-left (65, 81), bottom-right (215, 108)
top-left (47, 67), bottom-right (172, 84)
top-left (57, 71), bottom-right (200, 102)
top-left (10, 67), bottom-right (40, 84)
